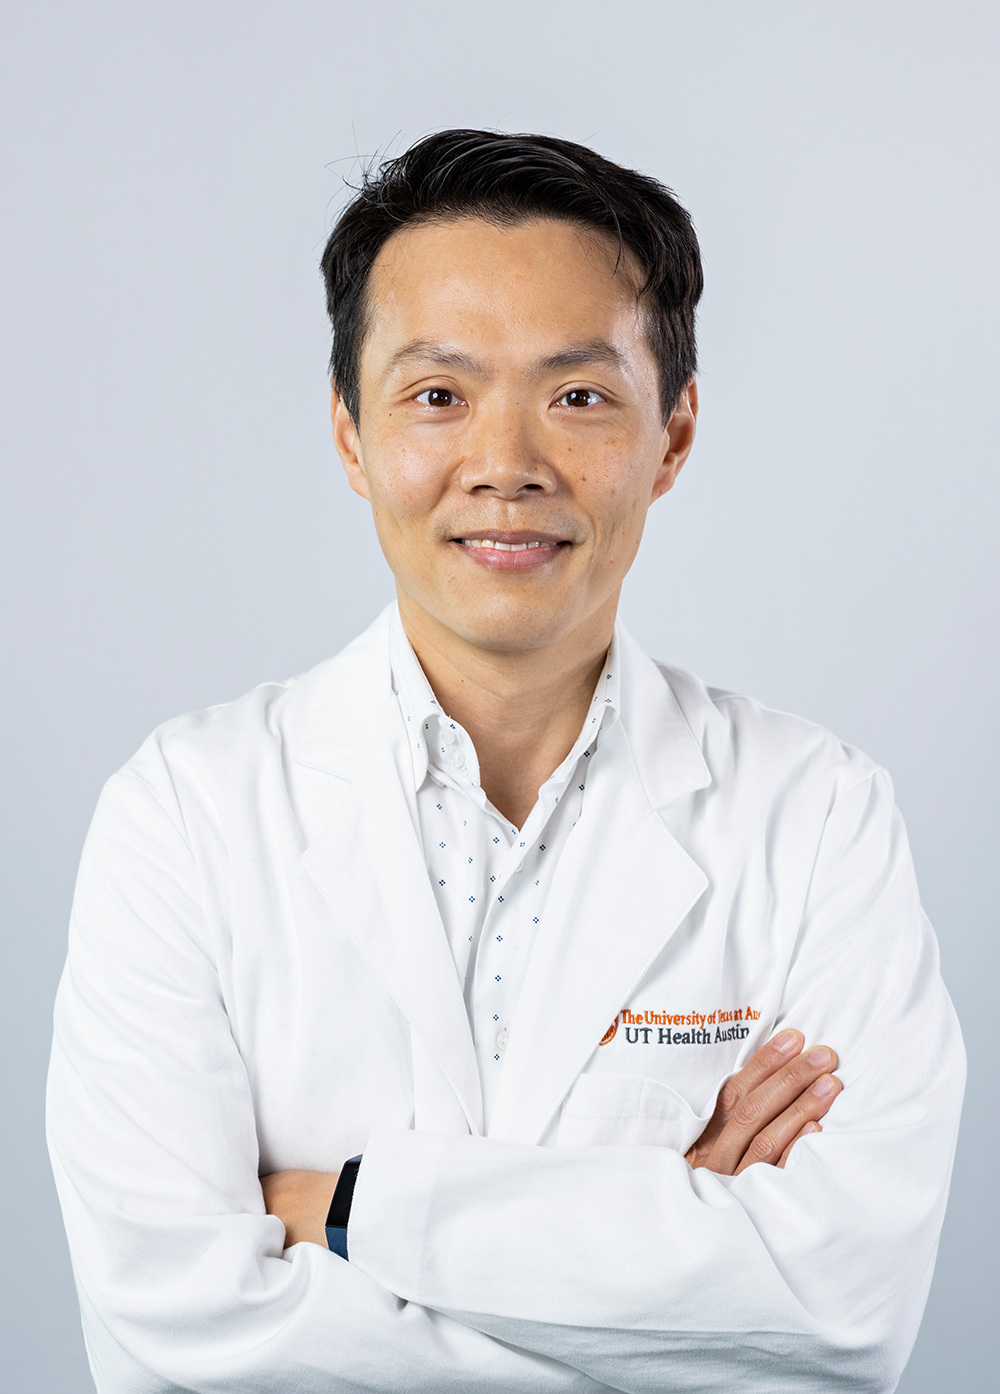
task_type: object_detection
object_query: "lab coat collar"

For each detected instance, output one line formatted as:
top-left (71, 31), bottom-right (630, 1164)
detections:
top-left (290, 604), bottom-right (397, 781)
top-left (612, 618), bottom-right (712, 810)
top-left (290, 604), bottom-right (708, 804)
top-left (293, 605), bottom-right (712, 1143)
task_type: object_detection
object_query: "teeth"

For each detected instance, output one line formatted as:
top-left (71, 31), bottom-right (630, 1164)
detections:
top-left (462, 539), bottom-right (551, 551)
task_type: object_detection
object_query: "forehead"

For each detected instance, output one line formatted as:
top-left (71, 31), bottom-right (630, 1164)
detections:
top-left (362, 216), bottom-right (649, 372)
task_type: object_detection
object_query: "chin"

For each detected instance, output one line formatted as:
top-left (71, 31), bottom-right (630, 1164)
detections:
top-left (440, 597), bottom-right (575, 654)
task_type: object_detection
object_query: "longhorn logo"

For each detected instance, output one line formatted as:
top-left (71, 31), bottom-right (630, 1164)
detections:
top-left (599, 1016), bottom-right (619, 1046)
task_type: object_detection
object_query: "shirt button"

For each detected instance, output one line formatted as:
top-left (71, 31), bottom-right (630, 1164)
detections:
top-left (447, 746), bottom-right (465, 769)
top-left (496, 1028), bottom-right (509, 1052)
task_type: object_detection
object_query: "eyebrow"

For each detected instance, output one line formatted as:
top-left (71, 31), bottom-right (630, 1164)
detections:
top-left (536, 340), bottom-right (626, 374)
top-left (384, 337), bottom-right (627, 379)
top-left (385, 340), bottom-right (485, 376)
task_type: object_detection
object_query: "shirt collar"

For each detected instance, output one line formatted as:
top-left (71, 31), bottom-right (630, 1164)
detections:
top-left (542, 630), bottom-right (620, 796)
top-left (389, 607), bottom-right (445, 790)
top-left (389, 604), bottom-right (622, 796)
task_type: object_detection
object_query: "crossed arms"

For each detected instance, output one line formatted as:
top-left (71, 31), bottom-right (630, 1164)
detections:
top-left (46, 760), bottom-right (965, 1393)
top-left (261, 1027), bottom-right (844, 1247)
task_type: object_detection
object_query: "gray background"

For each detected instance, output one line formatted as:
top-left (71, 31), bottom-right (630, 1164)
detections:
top-left (3, 1), bottom-right (996, 1388)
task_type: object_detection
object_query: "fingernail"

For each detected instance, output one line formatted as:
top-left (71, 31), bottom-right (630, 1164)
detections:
top-left (812, 1074), bottom-right (837, 1097)
top-left (773, 1030), bottom-right (799, 1053)
top-left (807, 1046), bottom-right (833, 1068)
top-left (804, 1121), bottom-right (822, 1134)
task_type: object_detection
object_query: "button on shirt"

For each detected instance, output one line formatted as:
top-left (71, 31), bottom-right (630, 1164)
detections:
top-left (389, 611), bottom-right (621, 1127)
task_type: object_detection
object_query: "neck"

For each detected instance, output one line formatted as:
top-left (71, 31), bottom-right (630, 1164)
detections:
top-left (397, 591), bottom-right (618, 828)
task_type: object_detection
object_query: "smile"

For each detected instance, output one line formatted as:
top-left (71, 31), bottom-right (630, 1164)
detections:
top-left (460, 539), bottom-right (550, 552)
top-left (450, 532), bottom-right (571, 572)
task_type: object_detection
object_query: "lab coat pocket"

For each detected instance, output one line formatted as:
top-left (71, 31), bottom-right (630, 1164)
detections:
top-left (556, 1072), bottom-right (712, 1153)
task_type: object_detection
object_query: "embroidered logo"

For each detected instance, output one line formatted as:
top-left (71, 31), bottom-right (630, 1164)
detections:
top-left (599, 1005), bottom-right (761, 1047)
top-left (599, 1018), bottom-right (619, 1046)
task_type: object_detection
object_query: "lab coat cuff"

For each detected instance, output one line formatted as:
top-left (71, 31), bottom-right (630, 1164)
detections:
top-left (347, 1127), bottom-right (449, 1300)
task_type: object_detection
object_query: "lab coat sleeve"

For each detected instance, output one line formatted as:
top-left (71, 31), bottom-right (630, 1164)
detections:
top-left (346, 768), bottom-right (966, 1393)
top-left (45, 764), bottom-right (612, 1394)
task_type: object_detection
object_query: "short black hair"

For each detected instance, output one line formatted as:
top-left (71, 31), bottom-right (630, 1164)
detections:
top-left (320, 128), bottom-right (703, 425)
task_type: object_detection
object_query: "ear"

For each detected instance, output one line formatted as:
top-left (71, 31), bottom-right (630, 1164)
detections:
top-left (650, 379), bottom-right (698, 504)
top-left (331, 387), bottom-right (371, 502)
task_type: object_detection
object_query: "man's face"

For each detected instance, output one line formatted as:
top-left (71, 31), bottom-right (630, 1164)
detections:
top-left (332, 215), bottom-right (696, 655)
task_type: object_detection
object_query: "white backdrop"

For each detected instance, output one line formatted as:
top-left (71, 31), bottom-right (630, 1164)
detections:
top-left (3, 2), bottom-right (996, 1389)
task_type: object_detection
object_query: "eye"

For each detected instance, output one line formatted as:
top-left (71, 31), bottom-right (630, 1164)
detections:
top-left (556, 387), bottom-right (605, 409)
top-left (413, 387), bottom-right (464, 408)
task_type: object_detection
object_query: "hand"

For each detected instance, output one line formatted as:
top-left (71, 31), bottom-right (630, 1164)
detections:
top-left (259, 1168), bottom-right (340, 1249)
top-left (685, 1029), bottom-right (842, 1176)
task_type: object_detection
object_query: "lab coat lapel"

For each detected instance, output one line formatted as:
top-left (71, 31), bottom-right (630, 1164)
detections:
top-left (296, 613), bottom-right (483, 1136)
top-left (487, 628), bottom-right (712, 1145)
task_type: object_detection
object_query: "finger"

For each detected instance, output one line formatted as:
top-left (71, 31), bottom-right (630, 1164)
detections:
top-left (777, 1121), bottom-right (822, 1169)
top-left (691, 1030), bottom-right (809, 1160)
top-left (712, 1029), bottom-right (805, 1126)
top-left (734, 1074), bottom-right (842, 1175)
top-left (711, 1047), bottom-right (840, 1175)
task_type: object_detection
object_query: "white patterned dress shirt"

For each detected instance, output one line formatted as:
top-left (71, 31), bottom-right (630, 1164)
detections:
top-left (389, 609), bottom-right (620, 1126)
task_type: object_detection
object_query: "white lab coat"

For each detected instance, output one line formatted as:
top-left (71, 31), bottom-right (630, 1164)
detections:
top-left (46, 605), bottom-right (965, 1393)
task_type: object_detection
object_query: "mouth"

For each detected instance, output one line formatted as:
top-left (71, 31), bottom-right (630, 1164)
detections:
top-left (449, 530), bottom-right (572, 572)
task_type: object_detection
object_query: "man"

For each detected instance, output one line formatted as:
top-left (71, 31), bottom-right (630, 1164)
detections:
top-left (47, 130), bottom-right (964, 1392)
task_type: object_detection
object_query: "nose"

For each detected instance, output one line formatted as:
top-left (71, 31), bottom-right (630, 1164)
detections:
top-left (457, 399), bottom-right (557, 499)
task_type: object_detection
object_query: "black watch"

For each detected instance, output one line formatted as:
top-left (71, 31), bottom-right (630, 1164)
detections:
top-left (325, 1154), bottom-right (363, 1259)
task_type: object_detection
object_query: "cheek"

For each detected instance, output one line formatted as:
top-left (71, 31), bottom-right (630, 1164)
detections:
top-left (366, 437), bottom-right (449, 521)
top-left (584, 444), bottom-right (654, 533)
